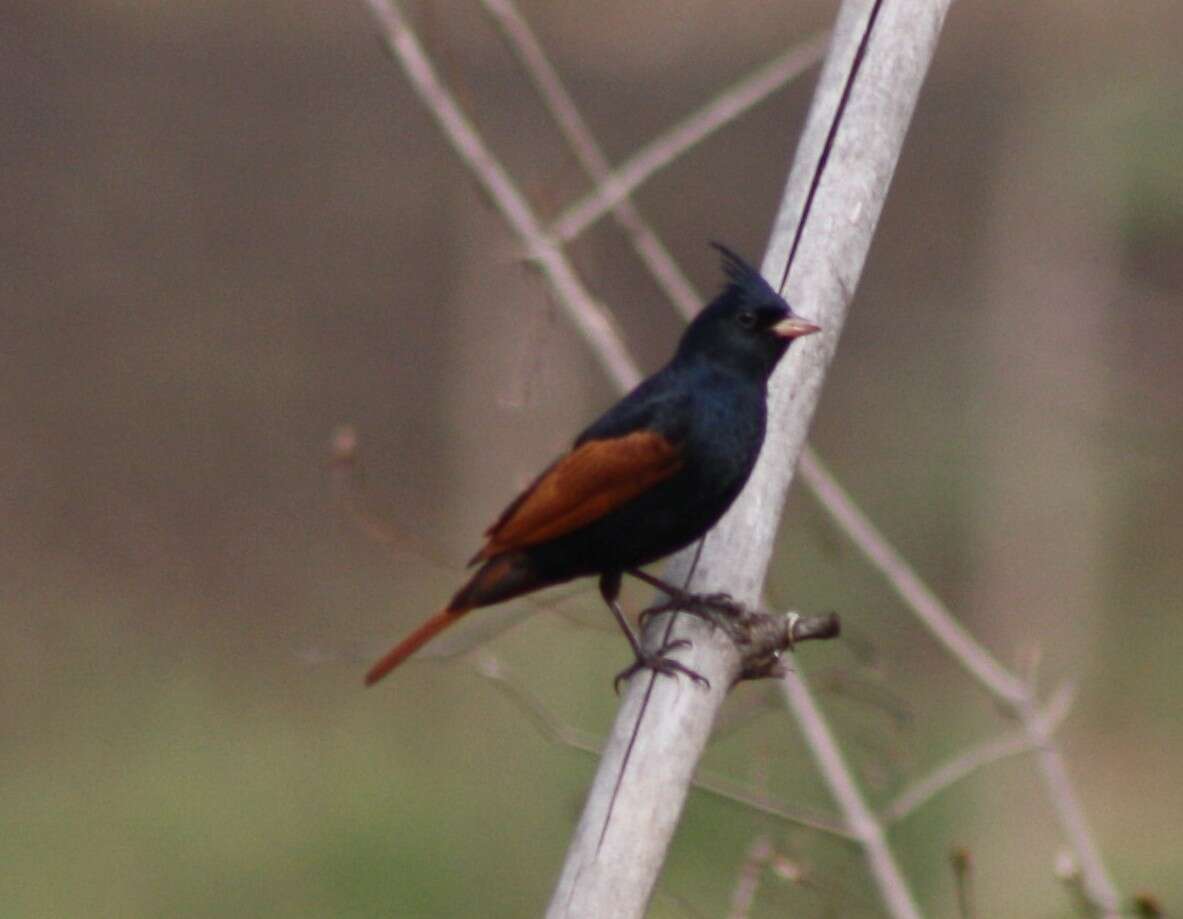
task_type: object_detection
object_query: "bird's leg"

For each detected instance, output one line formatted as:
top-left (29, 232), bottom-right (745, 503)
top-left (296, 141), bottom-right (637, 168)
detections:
top-left (599, 572), bottom-right (709, 692)
top-left (626, 568), bottom-right (746, 630)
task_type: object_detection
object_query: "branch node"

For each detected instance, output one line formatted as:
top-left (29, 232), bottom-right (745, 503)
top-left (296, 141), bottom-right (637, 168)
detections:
top-left (641, 597), bottom-right (841, 683)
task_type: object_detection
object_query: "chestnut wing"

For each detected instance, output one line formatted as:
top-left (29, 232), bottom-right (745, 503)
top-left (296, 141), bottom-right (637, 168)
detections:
top-left (471, 430), bottom-right (682, 563)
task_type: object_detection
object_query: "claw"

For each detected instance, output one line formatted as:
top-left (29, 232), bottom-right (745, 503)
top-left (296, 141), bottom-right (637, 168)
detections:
top-left (639, 591), bottom-right (747, 630)
top-left (613, 640), bottom-right (710, 693)
top-left (637, 603), bottom-right (668, 629)
top-left (696, 592), bottom-right (743, 615)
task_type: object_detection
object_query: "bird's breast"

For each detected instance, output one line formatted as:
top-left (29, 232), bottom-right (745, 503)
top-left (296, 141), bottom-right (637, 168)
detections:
top-left (681, 378), bottom-right (767, 497)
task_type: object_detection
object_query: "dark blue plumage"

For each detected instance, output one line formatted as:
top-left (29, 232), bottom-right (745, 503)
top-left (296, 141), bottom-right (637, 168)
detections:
top-left (537, 249), bottom-right (798, 578)
top-left (365, 245), bottom-right (819, 686)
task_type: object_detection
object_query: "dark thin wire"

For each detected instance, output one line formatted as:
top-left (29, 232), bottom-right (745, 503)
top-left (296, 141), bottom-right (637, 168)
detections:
top-left (597, 0), bottom-right (890, 856)
top-left (597, 537), bottom-right (707, 851)
top-left (778, 0), bottom-right (887, 294)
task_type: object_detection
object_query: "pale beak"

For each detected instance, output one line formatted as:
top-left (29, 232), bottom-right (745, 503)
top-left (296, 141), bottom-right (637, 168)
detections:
top-left (772, 315), bottom-right (821, 340)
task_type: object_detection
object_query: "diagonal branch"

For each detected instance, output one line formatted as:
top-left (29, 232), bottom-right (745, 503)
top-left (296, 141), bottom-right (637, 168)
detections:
top-left (549, 33), bottom-right (831, 247)
top-left (798, 450), bottom-right (1029, 703)
top-left (478, 0), bottom-right (700, 316)
top-left (798, 427), bottom-right (1121, 915)
top-left (361, 0), bottom-right (641, 394)
top-left (726, 835), bottom-right (775, 919)
top-left (550, 0), bottom-right (947, 914)
top-left (882, 682), bottom-right (1076, 824)
top-left (473, 652), bottom-right (854, 840)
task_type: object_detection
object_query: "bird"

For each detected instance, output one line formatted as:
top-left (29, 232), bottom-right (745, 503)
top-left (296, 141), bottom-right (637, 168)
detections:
top-left (364, 244), bottom-right (819, 688)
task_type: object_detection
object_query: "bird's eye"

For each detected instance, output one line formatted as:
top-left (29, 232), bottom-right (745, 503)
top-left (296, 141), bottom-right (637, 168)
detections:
top-left (737, 310), bottom-right (757, 329)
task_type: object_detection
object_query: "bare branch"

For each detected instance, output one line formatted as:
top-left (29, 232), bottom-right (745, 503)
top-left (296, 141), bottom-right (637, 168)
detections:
top-left (800, 437), bottom-right (1122, 915)
top-left (474, 653), bottom-right (603, 754)
top-left (362, 0), bottom-right (642, 394)
top-left (474, 652), bottom-right (854, 839)
top-left (726, 835), bottom-right (773, 919)
top-left (809, 666), bottom-right (914, 728)
top-left (798, 449), bottom-right (1029, 704)
top-left (882, 682), bottom-right (1075, 824)
top-left (778, 667), bottom-right (916, 915)
top-left (550, 33), bottom-right (831, 247)
top-left (637, 597), bottom-right (842, 682)
top-left (690, 770), bottom-right (853, 842)
top-left (1025, 697), bottom-right (1122, 917)
top-left (479, 0), bottom-right (699, 315)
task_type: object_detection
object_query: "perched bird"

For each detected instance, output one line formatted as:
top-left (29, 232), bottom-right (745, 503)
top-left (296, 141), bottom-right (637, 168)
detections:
top-left (365, 245), bottom-right (819, 687)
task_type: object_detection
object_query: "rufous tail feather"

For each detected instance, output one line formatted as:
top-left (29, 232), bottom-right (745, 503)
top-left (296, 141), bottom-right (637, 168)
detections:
top-left (364, 605), bottom-right (471, 686)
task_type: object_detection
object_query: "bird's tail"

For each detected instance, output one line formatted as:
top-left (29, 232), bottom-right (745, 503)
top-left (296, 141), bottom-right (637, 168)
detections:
top-left (364, 605), bottom-right (470, 686)
top-left (364, 553), bottom-right (542, 686)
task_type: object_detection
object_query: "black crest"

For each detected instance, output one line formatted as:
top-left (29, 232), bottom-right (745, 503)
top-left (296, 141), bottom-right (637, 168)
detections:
top-left (710, 242), bottom-right (780, 307)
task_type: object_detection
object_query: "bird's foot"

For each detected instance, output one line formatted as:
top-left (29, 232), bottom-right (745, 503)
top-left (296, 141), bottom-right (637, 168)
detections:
top-left (639, 591), bottom-right (746, 630)
top-left (613, 640), bottom-right (710, 693)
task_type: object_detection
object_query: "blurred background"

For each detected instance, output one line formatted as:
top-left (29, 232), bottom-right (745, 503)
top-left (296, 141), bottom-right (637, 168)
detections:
top-left (4, 1), bottom-right (1181, 916)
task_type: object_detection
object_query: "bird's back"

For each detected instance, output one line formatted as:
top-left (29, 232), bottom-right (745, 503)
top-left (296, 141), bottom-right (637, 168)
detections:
top-left (524, 360), bottom-right (768, 577)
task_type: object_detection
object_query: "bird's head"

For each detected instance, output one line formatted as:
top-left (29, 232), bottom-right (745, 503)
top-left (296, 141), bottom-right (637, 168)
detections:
top-left (675, 243), bottom-right (820, 378)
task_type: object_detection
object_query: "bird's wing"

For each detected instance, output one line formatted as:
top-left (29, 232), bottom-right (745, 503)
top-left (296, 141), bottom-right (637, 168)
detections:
top-left (471, 429), bottom-right (683, 563)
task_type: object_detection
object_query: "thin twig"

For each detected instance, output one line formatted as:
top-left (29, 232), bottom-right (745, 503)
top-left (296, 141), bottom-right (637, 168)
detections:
top-left (479, 0), bottom-right (698, 316)
top-left (882, 682), bottom-right (1076, 823)
top-left (780, 666), bottom-right (916, 916)
top-left (473, 653), bottom-right (604, 754)
top-left (726, 835), bottom-right (774, 919)
top-left (1024, 697), bottom-right (1122, 917)
top-left (809, 666), bottom-right (913, 728)
top-left (549, 33), bottom-right (831, 247)
top-left (362, 0), bottom-right (641, 394)
top-left (798, 450), bottom-right (1029, 704)
top-left (474, 652), bottom-right (854, 839)
top-left (799, 445), bottom-right (1121, 914)
top-left (692, 769), bottom-right (854, 841)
